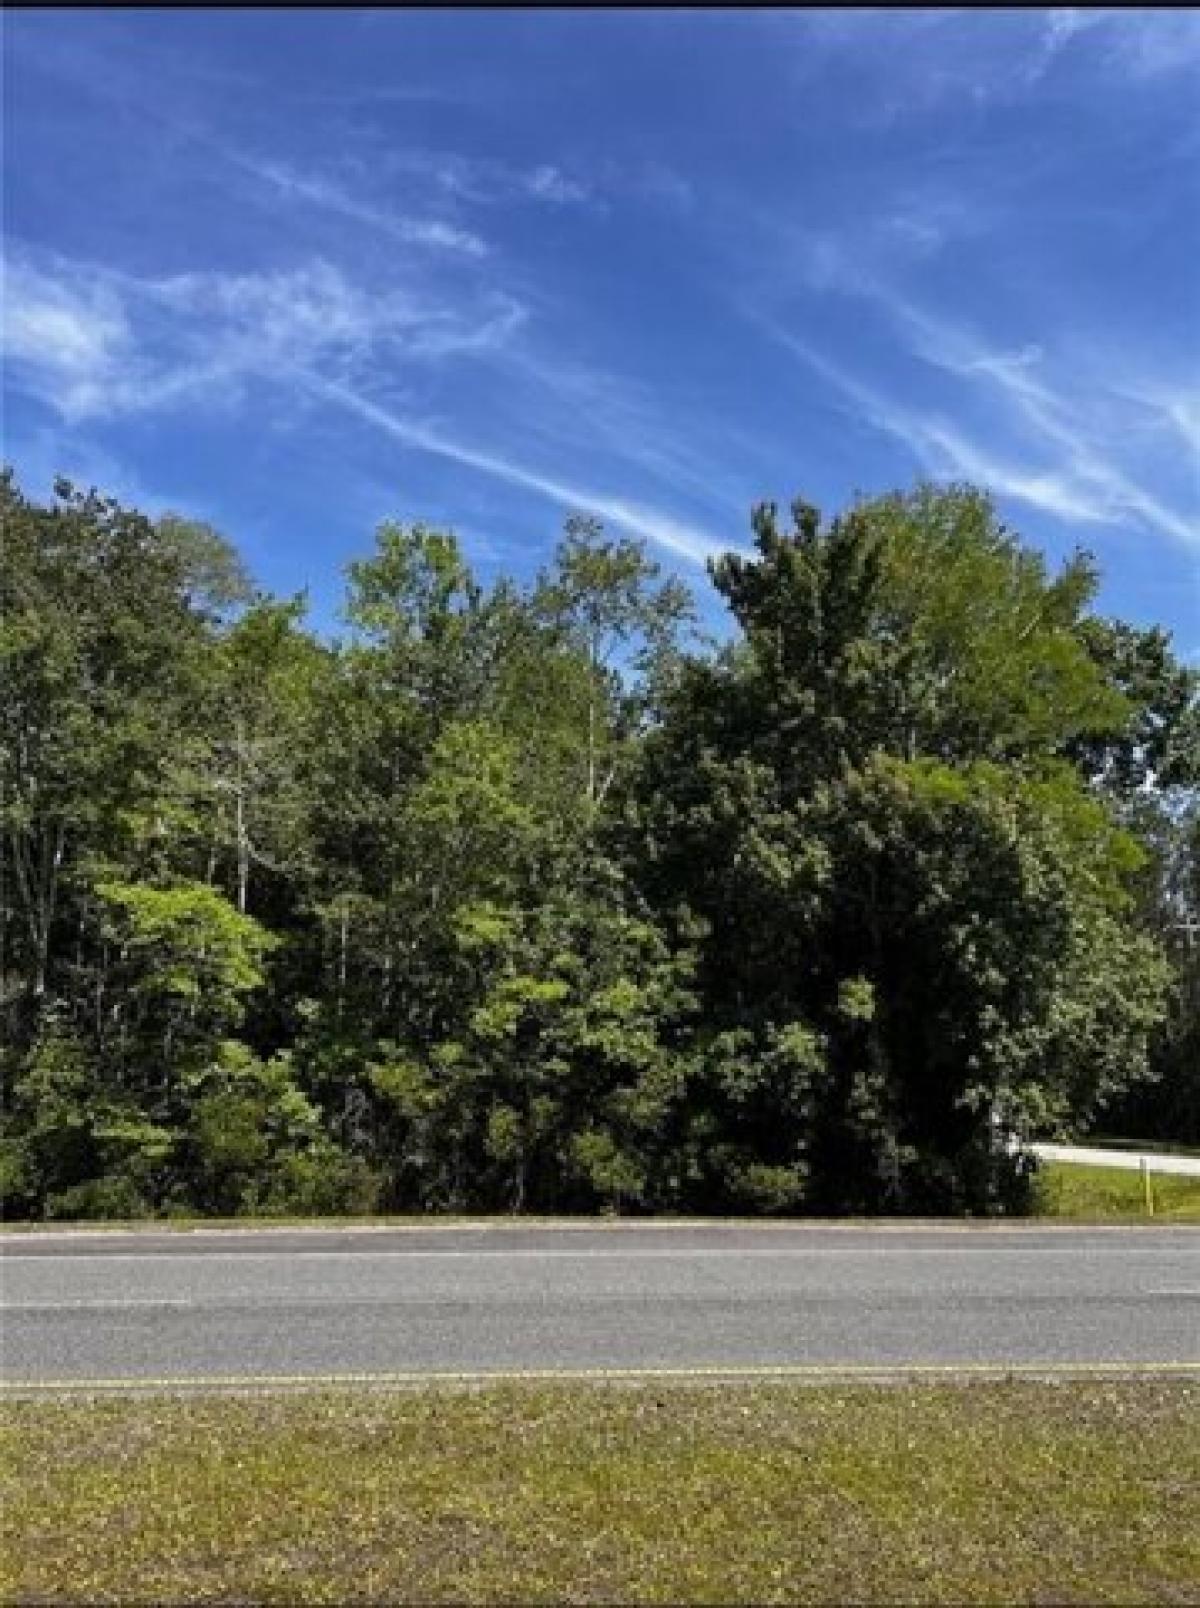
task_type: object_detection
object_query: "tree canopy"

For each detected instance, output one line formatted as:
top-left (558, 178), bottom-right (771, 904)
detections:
top-left (2, 468), bottom-right (1195, 1219)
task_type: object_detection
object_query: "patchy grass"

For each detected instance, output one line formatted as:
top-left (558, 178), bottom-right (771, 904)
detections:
top-left (3, 1379), bottom-right (1198, 1604)
top-left (1036, 1161), bottom-right (1200, 1221)
top-left (0, 1212), bottom-right (555, 1234)
top-left (0, 1212), bottom-right (1074, 1233)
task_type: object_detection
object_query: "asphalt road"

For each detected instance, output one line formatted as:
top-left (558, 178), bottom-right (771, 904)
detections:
top-left (2, 1224), bottom-right (1198, 1388)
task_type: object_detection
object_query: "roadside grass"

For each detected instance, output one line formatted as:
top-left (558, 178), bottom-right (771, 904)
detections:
top-left (1035, 1161), bottom-right (1200, 1222)
top-left (3, 1379), bottom-right (1198, 1604)
top-left (0, 1212), bottom-right (548, 1234)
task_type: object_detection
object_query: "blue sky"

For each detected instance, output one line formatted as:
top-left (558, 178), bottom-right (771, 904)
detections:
top-left (3, 8), bottom-right (1198, 646)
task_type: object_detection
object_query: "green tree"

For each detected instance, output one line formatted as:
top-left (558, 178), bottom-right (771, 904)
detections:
top-left (359, 864), bottom-right (697, 1213)
top-left (1, 475), bottom-right (213, 1013)
top-left (533, 514), bottom-right (695, 814)
top-left (1068, 621), bottom-right (1199, 1143)
top-left (625, 488), bottom-right (1170, 1212)
top-left (0, 469), bottom-right (1183, 1223)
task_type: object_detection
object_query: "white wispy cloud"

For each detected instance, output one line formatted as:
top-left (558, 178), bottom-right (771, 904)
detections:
top-left (377, 148), bottom-right (594, 211)
top-left (3, 41), bottom-right (492, 261)
top-left (2, 250), bottom-right (526, 422)
top-left (1112, 384), bottom-right (1200, 460)
top-left (872, 291), bottom-right (1199, 548)
top-left (1023, 10), bottom-right (1112, 85)
top-left (741, 211), bottom-right (1198, 552)
top-left (2, 256), bottom-right (136, 421)
top-left (496, 346), bottom-right (753, 519)
top-left (1101, 10), bottom-right (1200, 79)
top-left (779, 8), bottom-right (1200, 126)
top-left (3, 245), bottom-right (728, 565)
top-left (311, 377), bottom-right (727, 565)
top-left (1156, 395), bottom-right (1200, 458)
top-left (760, 318), bottom-right (1196, 542)
top-left (17, 36), bottom-right (495, 258)
top-left (524, 165), bottom-right (590, 205)
top-left (219, 150), bottom-right (488, 256)
top-left (373, 147), bottom-right (694, 217)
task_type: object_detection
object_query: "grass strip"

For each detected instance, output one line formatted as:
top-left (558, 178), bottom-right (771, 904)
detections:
top-left (1036, 1161), bottom-right (1200, 1221)
top-left (3, 1378), bottom-right (1198, 1604)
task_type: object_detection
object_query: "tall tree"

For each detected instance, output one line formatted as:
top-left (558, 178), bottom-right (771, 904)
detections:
top-left (0, 471), bottom-right (1183, 1221)
top-left (625, 487), bottom-right (1169, 1211)
top-left (533, 515), bottom-right (695, 814)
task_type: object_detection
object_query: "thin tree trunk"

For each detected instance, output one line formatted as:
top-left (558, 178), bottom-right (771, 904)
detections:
top-left (587, 695), bottom-right (596, 809)
top-left (337, 900), bottom-right (349, 1021)
top-left (32, 825), bottom-right (64, 999)
top-left (235, 721), bottom-right (249, 914)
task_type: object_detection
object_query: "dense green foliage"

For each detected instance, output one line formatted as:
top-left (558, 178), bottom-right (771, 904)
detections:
top-left (2, 470), bottom-right (1195, 1218)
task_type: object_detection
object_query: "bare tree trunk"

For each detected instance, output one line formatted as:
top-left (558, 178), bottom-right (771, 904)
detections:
top-left (205, 822), bottom-right (219, 886)
top-left (95, 937), bottom-right (108, 1051)
top-left (337, 899), bottom-right (349, 1021)
top-left (29, 825), bottom-right (65, 999)
top-left (235, 720), bottom-right (249, 914)
top-left (587, 694), bottom-right (596, 810)
top-left (586, 624), bottom-right (602, 813)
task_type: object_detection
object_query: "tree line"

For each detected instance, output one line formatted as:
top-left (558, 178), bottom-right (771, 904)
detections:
top-left (2, 468), bottom-right (1197, 1220)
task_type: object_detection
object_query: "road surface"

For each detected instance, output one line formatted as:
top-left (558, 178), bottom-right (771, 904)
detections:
top-left (2, 1224), bottom-right (1197, 1390)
